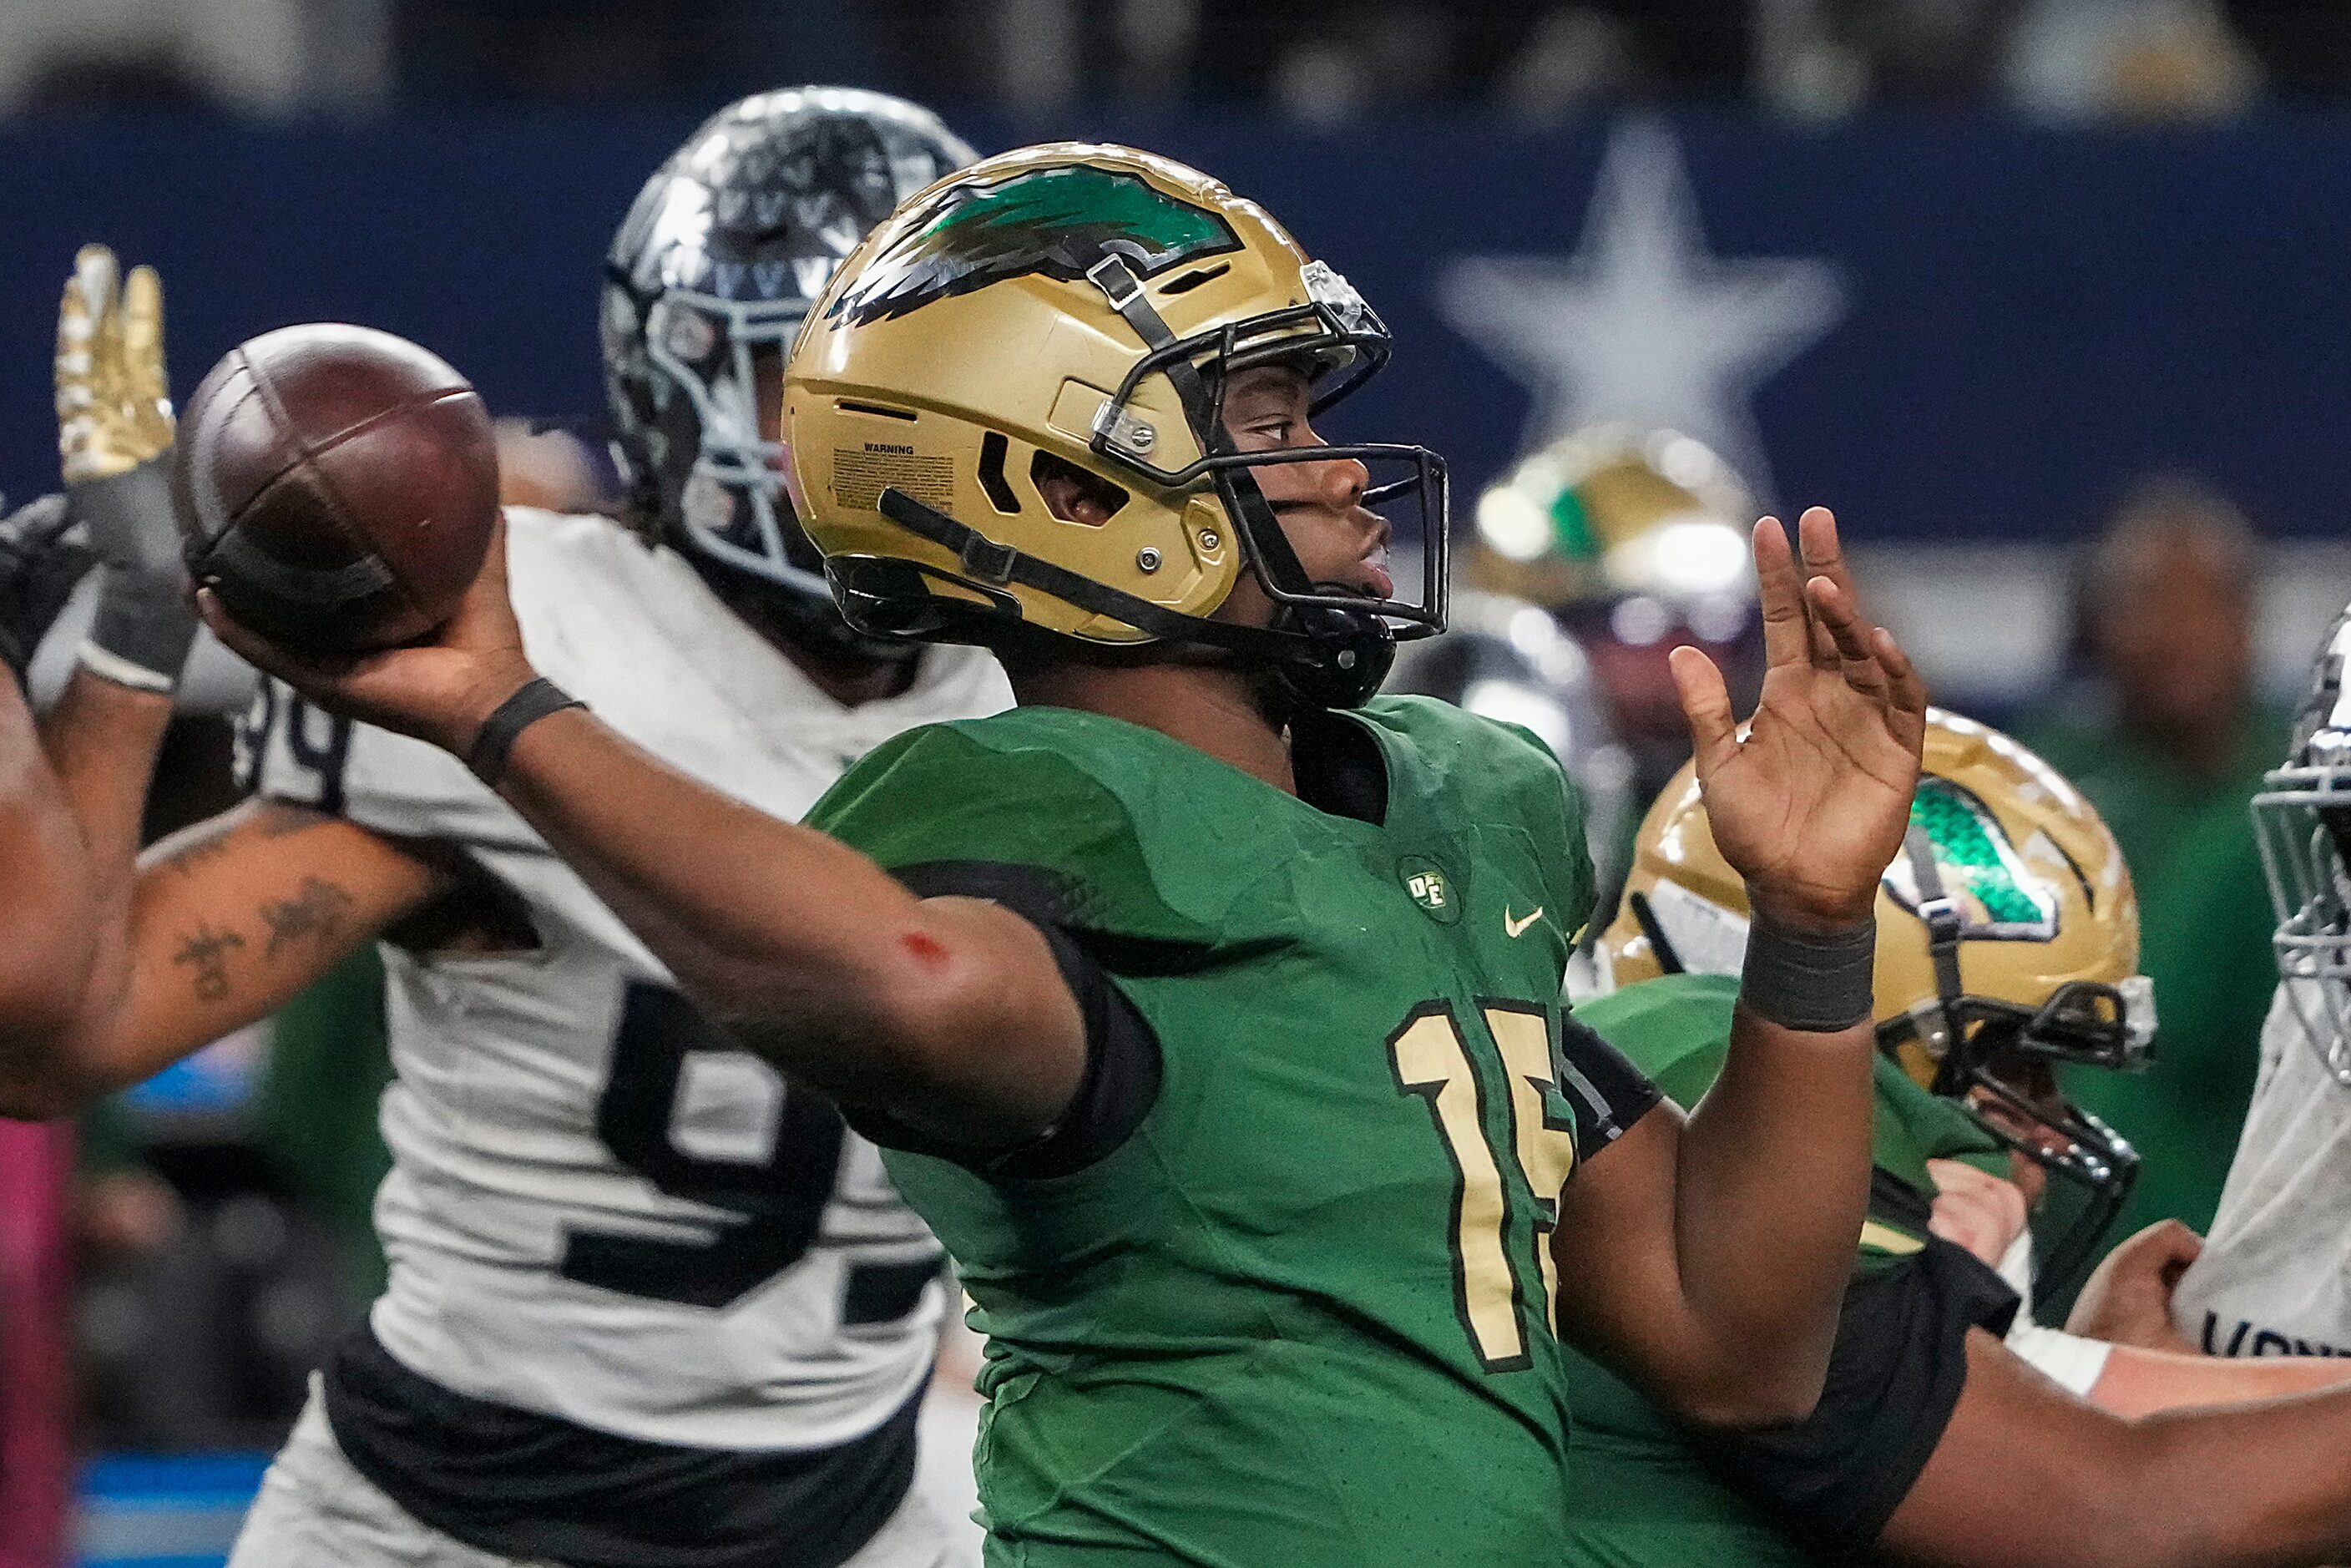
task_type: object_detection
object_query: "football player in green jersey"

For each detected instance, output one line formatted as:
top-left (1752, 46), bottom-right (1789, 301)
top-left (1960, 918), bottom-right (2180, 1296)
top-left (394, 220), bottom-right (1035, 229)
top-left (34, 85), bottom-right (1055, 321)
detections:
top-left (178, 144), bottom-right (1926, 1565)
top-left (1567, 710), bottom-right (2351, 1568)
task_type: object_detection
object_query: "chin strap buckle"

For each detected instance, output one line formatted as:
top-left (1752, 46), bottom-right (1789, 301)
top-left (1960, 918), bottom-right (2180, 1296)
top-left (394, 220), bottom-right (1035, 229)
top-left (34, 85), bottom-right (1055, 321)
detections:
top-left (1903, 823), bottom-right (1971, 1076)
top-left (958, 532), bottom-right (1017, 585)
top-left (1086, 254), bottom-right (1145, 312)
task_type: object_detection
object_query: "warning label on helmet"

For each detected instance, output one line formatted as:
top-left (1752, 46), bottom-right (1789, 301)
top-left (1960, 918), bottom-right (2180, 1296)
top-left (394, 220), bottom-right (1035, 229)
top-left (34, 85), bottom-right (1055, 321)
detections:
top-left (833, 447), bottom-right (955, 512)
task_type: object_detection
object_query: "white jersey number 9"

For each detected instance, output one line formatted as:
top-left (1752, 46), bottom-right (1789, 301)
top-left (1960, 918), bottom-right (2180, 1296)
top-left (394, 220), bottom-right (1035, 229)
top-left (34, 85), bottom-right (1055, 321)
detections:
top-left (563, 983), bottom-right (847, 1310)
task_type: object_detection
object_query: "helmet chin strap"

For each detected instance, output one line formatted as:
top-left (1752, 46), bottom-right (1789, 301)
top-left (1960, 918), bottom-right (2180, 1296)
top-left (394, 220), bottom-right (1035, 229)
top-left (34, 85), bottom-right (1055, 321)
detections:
top-left (1259, 594), bottom-right (1394, 714)
top-left (1903, 822), bottom-right (1970, 1080)
top-left (872, 487), bottom-right (1388, 710)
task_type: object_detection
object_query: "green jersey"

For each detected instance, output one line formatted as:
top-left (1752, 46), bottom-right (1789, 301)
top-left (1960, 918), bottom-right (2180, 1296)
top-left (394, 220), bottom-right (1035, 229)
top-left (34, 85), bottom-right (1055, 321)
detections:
top-left (810, 696), bottom-right (1651, 1567)
top-left (1559, 974), bottom-right (2015, 1568)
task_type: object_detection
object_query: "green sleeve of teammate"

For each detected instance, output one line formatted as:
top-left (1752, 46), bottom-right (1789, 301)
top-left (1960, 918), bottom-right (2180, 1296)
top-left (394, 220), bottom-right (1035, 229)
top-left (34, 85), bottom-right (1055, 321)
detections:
top-left (1563, 976), bottom-right (2024, 1568)
top-left (1572, 972), bottom-right (1746, 1111)
top-left (1580, 974), bottom-right (2006, 1191)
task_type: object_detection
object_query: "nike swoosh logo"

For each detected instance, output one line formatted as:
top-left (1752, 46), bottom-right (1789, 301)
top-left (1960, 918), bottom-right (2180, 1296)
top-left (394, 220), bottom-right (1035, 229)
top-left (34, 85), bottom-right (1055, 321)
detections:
top-left (1504, 906), bottom-right (1544, 939)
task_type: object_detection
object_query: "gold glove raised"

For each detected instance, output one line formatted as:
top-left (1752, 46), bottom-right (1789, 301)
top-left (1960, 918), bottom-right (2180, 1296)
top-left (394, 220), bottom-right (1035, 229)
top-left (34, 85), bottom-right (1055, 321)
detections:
top-left (57, 245), bottom-right (174, 483)
top-left (55, 245), bottom-right (194, 692)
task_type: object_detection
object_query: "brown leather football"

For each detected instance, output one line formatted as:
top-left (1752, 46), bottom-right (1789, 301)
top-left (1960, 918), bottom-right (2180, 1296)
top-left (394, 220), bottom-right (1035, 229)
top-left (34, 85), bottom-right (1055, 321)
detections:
top-left (174, 323), bottom-right (498, 652)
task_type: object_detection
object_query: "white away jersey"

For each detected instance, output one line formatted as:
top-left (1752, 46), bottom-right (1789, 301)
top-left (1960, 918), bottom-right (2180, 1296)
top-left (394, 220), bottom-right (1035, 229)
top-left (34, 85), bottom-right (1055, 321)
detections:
top-left (236, 508), bottom-right (1014, 1449)
top-left (2172, 985), bottom-right (2351, 1357)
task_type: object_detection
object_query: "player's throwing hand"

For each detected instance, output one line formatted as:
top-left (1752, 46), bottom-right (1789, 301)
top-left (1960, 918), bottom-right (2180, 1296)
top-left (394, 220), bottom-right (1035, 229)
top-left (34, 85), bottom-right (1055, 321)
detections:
top-left (199, 510), bottom-right (534, 759)
top-left (1668, 506), bottom-right (1926, 935)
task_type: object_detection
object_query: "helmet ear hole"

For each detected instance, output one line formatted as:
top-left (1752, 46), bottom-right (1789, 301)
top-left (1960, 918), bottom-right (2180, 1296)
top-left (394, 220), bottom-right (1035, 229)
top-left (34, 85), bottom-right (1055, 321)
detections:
top-left (1031, 450), bottom-right (1129, 526)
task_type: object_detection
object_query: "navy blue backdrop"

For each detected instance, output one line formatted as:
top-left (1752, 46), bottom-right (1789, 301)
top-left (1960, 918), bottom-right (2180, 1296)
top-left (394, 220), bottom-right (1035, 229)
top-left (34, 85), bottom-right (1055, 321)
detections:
top-left (4, 109), bottom-right (2349, 541)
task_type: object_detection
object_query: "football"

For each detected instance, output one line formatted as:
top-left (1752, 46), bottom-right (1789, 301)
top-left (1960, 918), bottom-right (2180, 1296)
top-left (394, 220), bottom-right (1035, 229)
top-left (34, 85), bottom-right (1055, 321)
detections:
top-left (173, 322), bottom-right (498, 653)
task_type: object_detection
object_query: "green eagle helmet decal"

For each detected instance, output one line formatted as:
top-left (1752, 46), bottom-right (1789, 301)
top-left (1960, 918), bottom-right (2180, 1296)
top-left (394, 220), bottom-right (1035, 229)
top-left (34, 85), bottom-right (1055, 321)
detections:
top-left (830, 164), bottom-right (1241, 326)
top-left (1883, 776), bottom-right (2065, 939)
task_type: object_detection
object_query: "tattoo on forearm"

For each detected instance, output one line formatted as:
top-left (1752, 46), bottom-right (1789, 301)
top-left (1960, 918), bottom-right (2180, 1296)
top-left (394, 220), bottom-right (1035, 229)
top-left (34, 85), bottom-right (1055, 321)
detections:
top-left (159, 834), bottom-right (233, 877)
top-left (260, 876), bottom-right (355, 959)
top-left (172, 922), bottom-right (245, 1001)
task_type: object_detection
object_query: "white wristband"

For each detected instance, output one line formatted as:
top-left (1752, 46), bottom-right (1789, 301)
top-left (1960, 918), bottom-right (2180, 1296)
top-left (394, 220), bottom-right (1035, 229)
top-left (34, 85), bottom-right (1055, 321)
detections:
top-left (2005, 1322), bottom-right (2114, 1397)
top-left (76, 637), bottom-right (175, 694)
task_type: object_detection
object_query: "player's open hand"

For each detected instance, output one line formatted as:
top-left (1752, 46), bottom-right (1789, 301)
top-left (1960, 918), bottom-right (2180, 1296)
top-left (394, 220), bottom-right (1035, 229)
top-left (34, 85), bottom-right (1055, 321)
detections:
top-left (1925, 1157), bottom-right (2030, 1268)
top-left (199, 511), bottom-right (536, 756)
top-left (1669, 507), bottom-right (1926, 934)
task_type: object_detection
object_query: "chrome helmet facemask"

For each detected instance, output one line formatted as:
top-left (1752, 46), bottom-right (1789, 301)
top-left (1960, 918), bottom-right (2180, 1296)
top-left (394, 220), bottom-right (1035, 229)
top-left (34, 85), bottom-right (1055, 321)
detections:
top-left (635, 288), bottom-right (815, 594)
top-left (2253, 607), bottom-right (2351, 1085)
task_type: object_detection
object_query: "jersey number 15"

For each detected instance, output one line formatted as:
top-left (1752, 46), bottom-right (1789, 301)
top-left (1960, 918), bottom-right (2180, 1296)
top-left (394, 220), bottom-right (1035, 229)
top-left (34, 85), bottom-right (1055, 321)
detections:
top-left (1389, 1000), bottom-right (1580, 1373)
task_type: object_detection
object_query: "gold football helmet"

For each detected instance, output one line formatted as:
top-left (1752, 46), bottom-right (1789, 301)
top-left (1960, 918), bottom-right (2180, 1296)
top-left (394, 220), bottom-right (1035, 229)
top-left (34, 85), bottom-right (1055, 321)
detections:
top-left (1466, 426), bottom-right (1762, 804)
top-left (783, 143), bottom-right (1445, 710)
top-left (1466, 424), bottom-right (1753, 624)
top-left (1599, 707), bottom-right (2153, 1296)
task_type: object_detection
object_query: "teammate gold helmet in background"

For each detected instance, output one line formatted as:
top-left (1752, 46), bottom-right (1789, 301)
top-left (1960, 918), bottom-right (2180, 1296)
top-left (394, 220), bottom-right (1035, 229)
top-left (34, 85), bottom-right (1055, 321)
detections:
top-left (602, 87), bottom-right (977, 659)
top-left (1466, 424), bottom-right (1762, 798)
top-left (1468, 423), bottom-right (1753, 619)
top-left (783, 142), bottom-right (1447, 712)
top-left (1600, 708), bottom-right (2153, 1298)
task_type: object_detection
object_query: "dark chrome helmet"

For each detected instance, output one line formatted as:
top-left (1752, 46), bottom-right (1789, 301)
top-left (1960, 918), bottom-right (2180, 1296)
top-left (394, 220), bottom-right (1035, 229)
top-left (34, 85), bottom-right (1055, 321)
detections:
top-left (602, 87), bottom-right (977, 658)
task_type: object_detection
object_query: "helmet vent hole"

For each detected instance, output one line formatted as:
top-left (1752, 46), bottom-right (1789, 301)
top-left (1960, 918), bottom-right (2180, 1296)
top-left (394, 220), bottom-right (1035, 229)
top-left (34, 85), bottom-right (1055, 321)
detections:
top-left (1158, 263), bottom-right (1231, 296)
top-left (978, 432), bottom-right (1021, 514)
top-left (836, 399), bottom-right (918, 422)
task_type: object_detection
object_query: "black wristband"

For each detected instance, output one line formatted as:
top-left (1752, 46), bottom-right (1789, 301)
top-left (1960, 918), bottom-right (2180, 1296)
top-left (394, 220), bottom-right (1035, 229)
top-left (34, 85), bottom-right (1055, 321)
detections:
top-left (1740, 916), bottom-right (1877, 1033)
top-left (465, 676), bottom-right (584, 787)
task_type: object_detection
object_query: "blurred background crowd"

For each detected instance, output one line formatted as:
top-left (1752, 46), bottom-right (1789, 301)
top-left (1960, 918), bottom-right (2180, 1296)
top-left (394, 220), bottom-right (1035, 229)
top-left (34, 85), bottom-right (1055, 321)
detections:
top-left (4, 0), bottom-right (2351, 123)
top-left (4, 0), bottom-right (2350, 1561)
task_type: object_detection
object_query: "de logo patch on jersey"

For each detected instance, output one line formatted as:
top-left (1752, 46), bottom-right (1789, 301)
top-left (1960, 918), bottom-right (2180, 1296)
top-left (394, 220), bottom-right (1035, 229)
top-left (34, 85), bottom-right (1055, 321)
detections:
top-left (1399, 855), bottom-right (1462, 923)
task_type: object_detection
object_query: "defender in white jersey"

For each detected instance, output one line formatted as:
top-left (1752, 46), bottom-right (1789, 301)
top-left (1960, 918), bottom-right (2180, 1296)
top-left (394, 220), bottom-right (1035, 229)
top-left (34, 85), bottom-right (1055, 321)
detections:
top-left (2169, 602), bottom-right (2351, 1358)
top-left (0, 90), bottom-right (1005, 1568)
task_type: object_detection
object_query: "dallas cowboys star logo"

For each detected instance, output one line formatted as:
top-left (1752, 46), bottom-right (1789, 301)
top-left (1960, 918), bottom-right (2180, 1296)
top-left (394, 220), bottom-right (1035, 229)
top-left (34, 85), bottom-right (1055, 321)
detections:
top-left (1438, 118), bottom-right (1846, 496)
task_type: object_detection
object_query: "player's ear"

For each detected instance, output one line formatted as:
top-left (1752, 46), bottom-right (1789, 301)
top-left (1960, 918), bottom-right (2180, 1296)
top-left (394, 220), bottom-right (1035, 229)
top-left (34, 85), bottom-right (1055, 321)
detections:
top-left (1031, 452), bottom-right (1125, 529)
